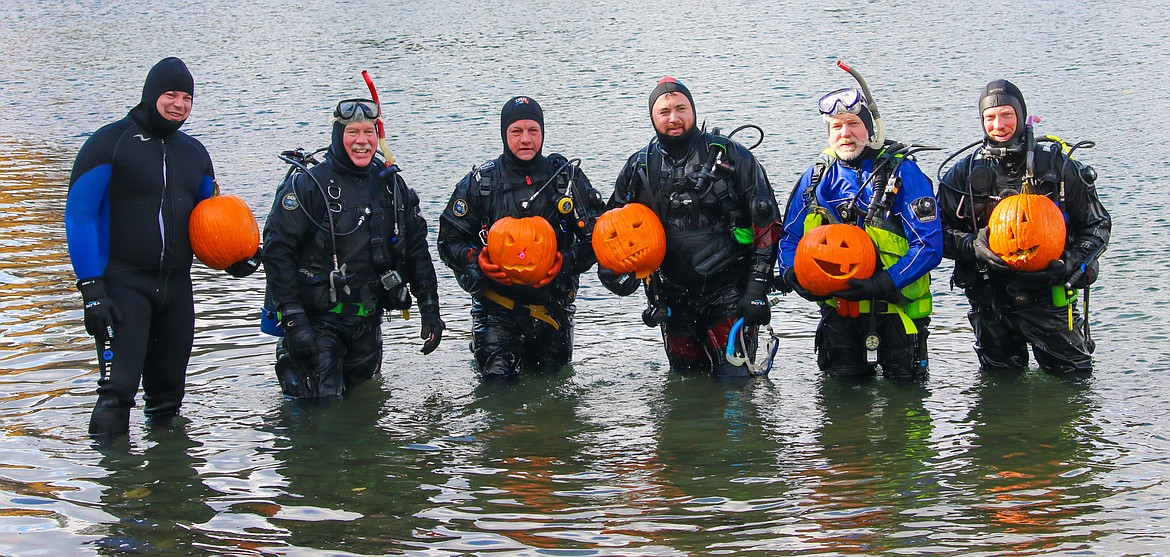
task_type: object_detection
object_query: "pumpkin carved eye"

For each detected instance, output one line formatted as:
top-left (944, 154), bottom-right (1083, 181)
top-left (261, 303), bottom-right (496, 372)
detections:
top-left (988, 193), bottom-right (1065, 271)
top-left (794, 224), bottom-right (877, 296)
top-left (190, 195), bottom-right (260, 270)
top-left (485, 216), bottom-right (558, 286)
top-left (592, 203), bottom-right (666, 279)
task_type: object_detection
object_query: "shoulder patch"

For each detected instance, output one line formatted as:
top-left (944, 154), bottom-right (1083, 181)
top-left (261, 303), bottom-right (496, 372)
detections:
top-left (281, 192), bottom-right (300, 211)
top-left (479, 160), bottom-right (496, 173)
top-left (910, 196), bottom-right (937, 222)
top-left (451, 198), bottom-right (469, 217)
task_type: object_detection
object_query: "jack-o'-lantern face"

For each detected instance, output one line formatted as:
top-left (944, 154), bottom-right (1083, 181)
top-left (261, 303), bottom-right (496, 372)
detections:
top-left (485, 216), bottom-right (558, 286)
top-left (988, 193), bottom-right (1066, 272)
top-left (794, 224), bottom-right (877, 296)
top-left (592, 203), bottom-right (666, 279)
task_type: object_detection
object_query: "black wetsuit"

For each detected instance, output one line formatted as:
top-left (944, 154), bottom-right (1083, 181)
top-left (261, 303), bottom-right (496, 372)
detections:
top-left (607, 131), bottom-right (781, 376)
top-left (262, 151), bottom-right (439, 397)
top-left (65, 103), bottom-right (215, 431)
top-left (438, 153), bottom-right (603, 378)
top-left (938, 142), bottom-right (1111, 373)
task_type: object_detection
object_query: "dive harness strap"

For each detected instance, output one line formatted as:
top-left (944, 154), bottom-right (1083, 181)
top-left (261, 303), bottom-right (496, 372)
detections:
top-left (824, 297), bottom-right (921, 335)
top-left (482, 289), bottom-right (560, 330)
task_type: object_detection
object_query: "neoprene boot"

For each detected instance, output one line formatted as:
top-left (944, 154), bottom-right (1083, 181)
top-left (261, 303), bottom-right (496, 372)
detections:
top-left (479, 351), bottom-right (519, 380)
top-left (89, 405), bottom-right (132, 437)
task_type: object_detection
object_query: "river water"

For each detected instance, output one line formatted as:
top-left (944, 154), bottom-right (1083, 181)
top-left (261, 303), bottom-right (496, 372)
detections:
top-left (2, 0), bottom-right (1170, 555)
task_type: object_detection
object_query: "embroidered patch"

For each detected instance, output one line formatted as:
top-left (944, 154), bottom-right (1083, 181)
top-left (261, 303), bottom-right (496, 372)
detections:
top-left (911, 196), bottom-right (937, 222)
top-left (282, 192), bottom-right (299, 211)
top-left (452, 198), bottom-right (468, 217)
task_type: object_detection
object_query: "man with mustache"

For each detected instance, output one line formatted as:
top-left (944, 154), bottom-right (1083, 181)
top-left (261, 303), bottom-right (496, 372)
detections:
top-left (777, 86), bottom-right (942, 380)
top-left (262, 98), bottom-right (443, 398)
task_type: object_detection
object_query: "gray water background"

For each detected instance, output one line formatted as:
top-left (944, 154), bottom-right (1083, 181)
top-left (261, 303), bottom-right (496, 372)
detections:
top-left (2, 0), bottom-right (1170, 554)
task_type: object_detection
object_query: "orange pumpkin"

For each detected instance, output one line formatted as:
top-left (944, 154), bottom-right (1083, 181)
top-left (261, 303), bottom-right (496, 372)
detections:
top-left (189, 195), bottom-right (260, 270)
top-left (592, 203), bottom-right (666, 279)
top-left (485, 216), bottom-right (558, 286)
top-left (794, 224), bottom-right (877, 296)
top-left (988, 193), bottom-right (1066, 272)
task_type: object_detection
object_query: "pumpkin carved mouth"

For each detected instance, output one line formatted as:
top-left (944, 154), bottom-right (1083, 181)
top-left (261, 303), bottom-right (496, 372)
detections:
top-left (1002, 245), bottom-right (1039, 263)
top-left (621, 247), bottom-right (651, 266)
top-left (814, 259), bottom-right (860, 279)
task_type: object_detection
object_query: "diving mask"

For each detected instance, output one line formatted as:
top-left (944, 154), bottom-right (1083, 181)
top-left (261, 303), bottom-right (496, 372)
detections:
top-left (333, 99), bottom-right (380, 125)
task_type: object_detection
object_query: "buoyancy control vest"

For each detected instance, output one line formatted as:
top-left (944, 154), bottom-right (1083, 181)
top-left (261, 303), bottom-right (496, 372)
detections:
top-left (626, 133), bottom-right (753, 289)
top-left (288, 159), bottom-right (413, 313)
top-left (800, 146), bottom-right (933, 329)
top-left (467, 153), bottom-right (599, 305)
top-left (940, 134), bottom-right (1106, 306)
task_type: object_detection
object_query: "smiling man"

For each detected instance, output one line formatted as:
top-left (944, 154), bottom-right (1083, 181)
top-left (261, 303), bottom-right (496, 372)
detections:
top-left (65, 57), bottom-right (260, 437)
top-left (776, 85), bottom-right (942, 381)
top-left (261, 98), bottom-right (443, 398)
top-left (438, 96), bottom-right (604, 380)
top-left (937, 79), bottom-right (1111, 374)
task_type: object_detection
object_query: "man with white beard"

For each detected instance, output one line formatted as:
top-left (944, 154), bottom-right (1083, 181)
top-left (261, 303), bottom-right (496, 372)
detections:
top-left (776, 87), bottom-right (942, 381)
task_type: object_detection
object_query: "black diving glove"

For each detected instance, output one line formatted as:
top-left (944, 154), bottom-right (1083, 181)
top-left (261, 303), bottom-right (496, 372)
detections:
top-left (782, 268), bottom-right (829, 303)
top-left (973, 228), bottom-right (1010, 272)
top-left (281, 312), bottom-right (320, 363)
top-left (834, 270), bottom-right (908, 303)
top-left (77, 277), bottom-right (121, 340)
top-left (1066, 257), bottom-right (1099, 289)
top-left (598, 267), bottom-right (639, 296)
top-left (737, 275), bottom-right (771, 325)
top-left (226, 247), bottom-right (262, 278)
top-left (420, 310), bottom-right (445, 355)
top-left (1016, 259), bottom-right (1067, 286)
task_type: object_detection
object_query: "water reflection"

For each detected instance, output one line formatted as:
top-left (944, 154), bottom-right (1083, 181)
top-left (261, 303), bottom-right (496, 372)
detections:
top-left (961, 371), bottom-right (1106, 552)
top-left (255, 386), bottom-right (431, 554)
top-left (87, 427), bottom-right (215, 554)
top-left (3, 0), bottom-right (1170, 553)
top-left (798, 378), bottom-right (937, 552)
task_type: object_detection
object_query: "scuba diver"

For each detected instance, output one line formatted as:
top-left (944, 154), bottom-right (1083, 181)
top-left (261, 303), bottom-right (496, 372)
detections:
top-left (65, 57), bottom-right (261, 437)
top-left (262, 98), bottom-right (443, 398)
top-left (599, 76), bottom-right (781, 378)
top-left (936, 79), bottom-right (1110, 374)
top-left (437, 96), bottom-right (605, 379)
top-left (776, 63), bottom-right (942, 381)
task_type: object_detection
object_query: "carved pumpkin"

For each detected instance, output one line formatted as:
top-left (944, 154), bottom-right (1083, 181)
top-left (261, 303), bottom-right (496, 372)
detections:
top-left (485, 216), bottom-right (559, 286)
top-left (988, 193), bottom-right (1066, 272)
top-left (592, 203), bottom-right (666, 279)
top-left (794, 224), bottom-right (877, 296)
top-left (189, 195), bottom-right (260, 270)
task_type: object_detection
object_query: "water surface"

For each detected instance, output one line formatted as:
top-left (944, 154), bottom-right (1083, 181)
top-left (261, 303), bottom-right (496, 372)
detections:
top-left (2, 0), bottom-right (1169, 555)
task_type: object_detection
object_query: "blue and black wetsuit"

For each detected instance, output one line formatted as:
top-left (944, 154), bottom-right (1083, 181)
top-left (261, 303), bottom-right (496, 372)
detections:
top-left (65, 99), bottom-right (214, 433)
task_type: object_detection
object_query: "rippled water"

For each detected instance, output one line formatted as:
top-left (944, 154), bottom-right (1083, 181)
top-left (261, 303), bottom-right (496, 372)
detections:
top-left (2, 0), bottom-right (1170, 555)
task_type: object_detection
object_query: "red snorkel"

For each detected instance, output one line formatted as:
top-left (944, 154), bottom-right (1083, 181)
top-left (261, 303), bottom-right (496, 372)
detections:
top-left (361, 70), bottom-right (397, 166)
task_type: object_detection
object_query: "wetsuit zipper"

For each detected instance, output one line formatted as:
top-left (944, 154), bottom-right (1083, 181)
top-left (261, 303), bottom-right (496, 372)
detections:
top-left (159, 138), bottom-right (168, 265)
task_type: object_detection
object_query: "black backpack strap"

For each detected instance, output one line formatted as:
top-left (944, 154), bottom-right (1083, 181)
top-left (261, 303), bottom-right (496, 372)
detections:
top-left (474, 159), bottom-right (497, 231)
